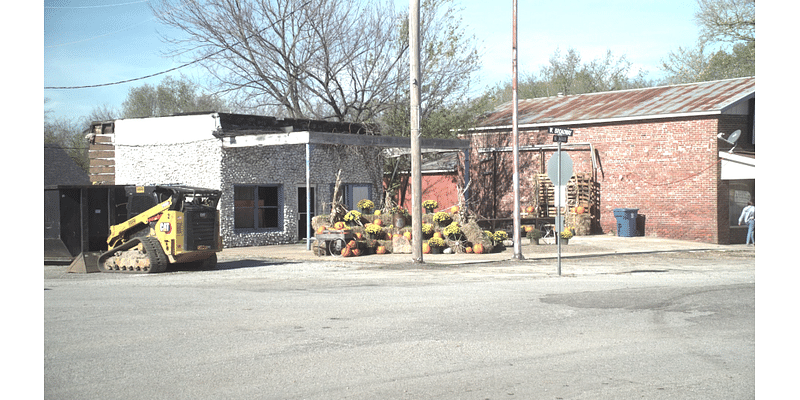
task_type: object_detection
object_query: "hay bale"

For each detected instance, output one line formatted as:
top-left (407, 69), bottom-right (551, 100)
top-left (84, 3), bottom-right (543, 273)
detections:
top-left (461, 220), bottom-right (494, 253)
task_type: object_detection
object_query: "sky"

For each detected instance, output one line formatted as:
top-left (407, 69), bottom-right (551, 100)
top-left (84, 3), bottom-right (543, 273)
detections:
top-left (43, 0), bottom-right (701, 122)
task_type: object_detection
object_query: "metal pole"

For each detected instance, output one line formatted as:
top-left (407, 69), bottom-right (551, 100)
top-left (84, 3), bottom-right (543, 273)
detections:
top-left (557, 140), bottom-right (562, 275)
top-left (306, 143), bottom-right (311, 251)
top-left (511, 0), bottom-right (523, 259)
top-left (409, 0), bottom-right (423, 263)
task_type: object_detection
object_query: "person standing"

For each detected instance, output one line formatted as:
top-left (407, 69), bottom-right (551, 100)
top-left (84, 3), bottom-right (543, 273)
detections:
top-left (738, 200), bottom-right (755, 245)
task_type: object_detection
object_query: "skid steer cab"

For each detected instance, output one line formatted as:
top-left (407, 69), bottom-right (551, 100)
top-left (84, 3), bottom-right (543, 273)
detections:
top-left (98, 185), bottom-right (223, 273)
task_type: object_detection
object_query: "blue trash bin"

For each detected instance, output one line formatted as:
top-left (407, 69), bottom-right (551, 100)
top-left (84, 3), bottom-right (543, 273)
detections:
top-left (613, 208), bottom-right (639, 237)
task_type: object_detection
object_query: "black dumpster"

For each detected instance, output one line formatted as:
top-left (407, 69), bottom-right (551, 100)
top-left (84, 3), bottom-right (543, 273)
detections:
top-left (613, 208), bottom-right (639, 237)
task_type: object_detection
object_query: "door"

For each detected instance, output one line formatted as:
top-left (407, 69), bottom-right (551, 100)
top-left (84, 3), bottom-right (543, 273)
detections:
top-left (297, 186), bottom-right (316, 241)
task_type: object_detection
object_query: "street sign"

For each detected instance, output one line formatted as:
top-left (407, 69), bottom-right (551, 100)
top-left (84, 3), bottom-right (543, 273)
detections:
top-left (547, 152), bottom-right (573, 186)
top-left (548, 127), bottom-right (573, 136)
top-left (553, 135), bottom-right (568, 143)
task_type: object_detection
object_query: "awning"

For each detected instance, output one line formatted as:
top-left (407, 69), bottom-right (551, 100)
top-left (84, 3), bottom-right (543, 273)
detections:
top-left (720, 152), bottom-right (755, 180)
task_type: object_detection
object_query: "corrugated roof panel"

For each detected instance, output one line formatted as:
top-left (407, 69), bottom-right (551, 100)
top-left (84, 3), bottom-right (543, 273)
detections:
top-left (477, 77), bottom-right (755, 128)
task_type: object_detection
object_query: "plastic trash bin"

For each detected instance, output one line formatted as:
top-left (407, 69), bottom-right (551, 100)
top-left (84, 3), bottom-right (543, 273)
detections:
top-left (613, 208), bottom-right (639, 237)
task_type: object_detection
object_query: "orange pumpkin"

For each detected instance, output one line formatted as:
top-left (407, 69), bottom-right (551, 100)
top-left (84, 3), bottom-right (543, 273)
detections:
top-left (524, 225), bottom-right (533, 233)
top-left (465, 246), bottom-right (473, 253)
top-left (346, 239), bottom-right (357, 249)
top-left (334, 221), bottom-right (346, 230)
top-left (473, 243), bottom-right (485, 254)
top-left (433, 232), bottom-right (443, 239)
top-left (403, 231), bottom-right (412, 240)
top-left (354, 232), bottom-right (363, 240)
top-left (576, 206), bottom-right (585, 214)
top-left (422, 242), bottom-right (431, 254)
top-left (525, 205), bottom-right (534, 213)
top-left (352, 248), bottom-right (362, 257)
top-left (341, 247), bottom-right (352, 257)
top-left (376, 245), bottom-right (387, 254)
top-left (316, 226), bottom-right (327, 234)
top-left (373, 218), bottom-right (383, 226)
top-left (450, 205), bottom-right (460, 213)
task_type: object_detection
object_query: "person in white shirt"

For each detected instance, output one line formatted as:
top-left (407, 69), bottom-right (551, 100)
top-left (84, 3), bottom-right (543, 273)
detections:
top-left (738, 200), bottom-right (755, 245)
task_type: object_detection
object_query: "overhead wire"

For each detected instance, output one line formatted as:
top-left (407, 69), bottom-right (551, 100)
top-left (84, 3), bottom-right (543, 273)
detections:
top-left (45, 0), bottom-right (312, 90)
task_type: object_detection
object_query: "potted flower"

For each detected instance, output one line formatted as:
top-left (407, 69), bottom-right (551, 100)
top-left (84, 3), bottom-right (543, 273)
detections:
top-left (432, 211), bottom-right (451, 227)
top-left (559, 228), bottom-right (574, 245)
top-left (492, 230), bottom-right (509, 248)
top-left (442, 222), bottom-right (463, 240)
top-left (527, 228), bottom-right (543, 245)
top-left (364, 223), bottom-right (383, 239)
top-left (421, 223), bottom-right (434, 237)
top-left (390, 206), bottom-right (409, 228)
top-left (422, 200), bottom-right (438, 214)
top-left (357, 199), bottom-right (374, 214)
top-left (427, 236), bottom-right (446, 253)
top-left (343, 210), bottom-right (363, 225)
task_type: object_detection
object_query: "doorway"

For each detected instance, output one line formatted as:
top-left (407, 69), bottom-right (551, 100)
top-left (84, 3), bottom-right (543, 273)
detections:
top-left (297, 186), bottom-right (316, 241)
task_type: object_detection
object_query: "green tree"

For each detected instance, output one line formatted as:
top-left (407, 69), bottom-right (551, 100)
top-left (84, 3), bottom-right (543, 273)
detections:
top-left (121, 75), bottom-right (228, 118)
top-left (660, 0), bottom-right (754, 84)
top-left (483, 48), bottom-right (651, 108)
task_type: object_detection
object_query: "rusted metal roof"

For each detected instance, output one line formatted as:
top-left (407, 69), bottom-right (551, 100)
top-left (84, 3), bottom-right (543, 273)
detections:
top-left (476, 77), bottom-right (755, 129)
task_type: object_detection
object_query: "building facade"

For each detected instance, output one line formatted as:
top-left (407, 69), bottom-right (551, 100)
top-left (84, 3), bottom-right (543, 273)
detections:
top-left (465, 77), bottom-right (755, 244)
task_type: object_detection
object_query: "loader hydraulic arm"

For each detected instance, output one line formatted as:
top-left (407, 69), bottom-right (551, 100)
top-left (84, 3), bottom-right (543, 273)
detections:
top-left (106, 197), bottom-right (175, 250)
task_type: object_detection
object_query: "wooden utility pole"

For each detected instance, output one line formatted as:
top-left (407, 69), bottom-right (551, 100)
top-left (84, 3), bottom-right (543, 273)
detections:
top-left (409, 0), bottom-right (423, 263)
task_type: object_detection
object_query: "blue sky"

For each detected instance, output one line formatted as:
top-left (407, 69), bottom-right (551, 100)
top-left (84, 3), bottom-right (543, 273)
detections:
top-left (43, 0), bottom-right (700, 122)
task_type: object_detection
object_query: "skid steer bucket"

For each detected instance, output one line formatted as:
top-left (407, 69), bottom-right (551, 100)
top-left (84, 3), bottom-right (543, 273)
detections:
top-left (67, 252), bottom-right (102, 273)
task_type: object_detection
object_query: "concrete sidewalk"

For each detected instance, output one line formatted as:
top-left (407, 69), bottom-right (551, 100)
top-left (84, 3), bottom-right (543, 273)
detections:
top-left (218, 234), bottom-right (754, 265)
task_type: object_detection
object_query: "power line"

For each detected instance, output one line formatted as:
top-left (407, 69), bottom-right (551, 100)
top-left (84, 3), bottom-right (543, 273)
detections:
top-left (44, 1), bottom-right (311, 90)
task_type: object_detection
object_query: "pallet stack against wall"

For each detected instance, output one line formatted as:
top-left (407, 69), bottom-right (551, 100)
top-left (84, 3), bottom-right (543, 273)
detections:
top-left (533, 173), bottom-right (600, 235)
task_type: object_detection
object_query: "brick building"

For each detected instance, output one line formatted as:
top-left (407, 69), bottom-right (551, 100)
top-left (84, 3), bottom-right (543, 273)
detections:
top-left (464, 77), bottom-right (755, 244)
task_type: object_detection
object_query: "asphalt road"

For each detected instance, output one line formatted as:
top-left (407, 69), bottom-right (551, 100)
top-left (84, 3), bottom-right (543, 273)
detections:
top-left (44, 251), bottom-right (755, 399)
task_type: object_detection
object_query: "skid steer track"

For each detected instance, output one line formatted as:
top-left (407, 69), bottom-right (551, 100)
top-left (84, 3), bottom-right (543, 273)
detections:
top-left (98, 236), bottom-right (168, 273)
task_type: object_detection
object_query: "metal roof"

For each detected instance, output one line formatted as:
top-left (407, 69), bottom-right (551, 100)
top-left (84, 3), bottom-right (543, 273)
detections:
top-left (476, 77), bottom-right (755, 129)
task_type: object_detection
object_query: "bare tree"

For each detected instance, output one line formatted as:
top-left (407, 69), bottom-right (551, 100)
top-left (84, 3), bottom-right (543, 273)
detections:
top-left (152, 0), bottom-right (408, 124)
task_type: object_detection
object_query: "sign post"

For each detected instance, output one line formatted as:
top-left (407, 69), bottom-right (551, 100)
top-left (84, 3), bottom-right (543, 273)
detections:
top-left (547, 127), bottom-right (573, 275)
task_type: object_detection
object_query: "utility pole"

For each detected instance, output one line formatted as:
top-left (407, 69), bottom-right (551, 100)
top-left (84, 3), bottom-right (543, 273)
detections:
top-left (511, 0), bottom-right (523, 260)
top-left (409, 0), bottom-right (423, 263)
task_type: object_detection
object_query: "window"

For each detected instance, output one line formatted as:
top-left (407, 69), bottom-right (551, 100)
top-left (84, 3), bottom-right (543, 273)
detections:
top-left (234, 185), bottom-right (283, 229)
top-left (343, 184), bottom-right (372, 210)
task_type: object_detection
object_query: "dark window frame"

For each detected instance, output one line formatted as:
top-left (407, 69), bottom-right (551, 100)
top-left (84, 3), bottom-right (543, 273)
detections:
top-left (233, 184), bottom-right (284, 230)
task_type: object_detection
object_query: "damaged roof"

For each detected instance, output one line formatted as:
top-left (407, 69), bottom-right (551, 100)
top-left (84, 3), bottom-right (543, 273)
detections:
top-left (476, 77), bottom-right (755, 129)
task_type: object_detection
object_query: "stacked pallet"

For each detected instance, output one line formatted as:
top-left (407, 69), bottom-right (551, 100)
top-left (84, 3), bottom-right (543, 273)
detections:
top-left (533, 172), bottom-right (600, 235)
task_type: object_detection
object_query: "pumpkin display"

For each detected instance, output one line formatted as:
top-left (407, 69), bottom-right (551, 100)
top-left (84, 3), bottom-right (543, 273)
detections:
top-left (376, 245), bottom-right (387, 254)
top-left (473, 243), bottom-right (485, 254)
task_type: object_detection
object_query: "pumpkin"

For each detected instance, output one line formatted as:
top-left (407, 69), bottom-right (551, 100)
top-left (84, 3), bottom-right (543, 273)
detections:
top-left (373, 218), bottom-right (383, 226)
top-left (346, 239), bottom-right (357, 249)
top-left (354, 232), bottom-right (363, 240)
top-left (316, 226), bottom-right (327, 234)
top-left (576, 206), bottom-right (585, 214)
top-left (352, 248), bottom-right (362, 257)
top-left (473, 243), bottom-right (485, 254)
top-left (403, 231), bottom-right (412, 240)
top-left (465, 246), bottom-right (473, 253)
top-left (334, 221), bottom-right (346, 230)
top-left (374, 210), bottom-right (381, 216)
top-left (422, 242), bottom-right (431, 254)
top-left (524, 225), bottom-right (533, 233)
top-left (525, 205), bottom-right (534, 213)
top-left (340, 247), bottom-right (353, 257)
top-left (450, 205), bottom-right (460, 213)
top-left (376, 245), bottom-right (387, 254)
top-left (433, 232), bottom-right (443, 239)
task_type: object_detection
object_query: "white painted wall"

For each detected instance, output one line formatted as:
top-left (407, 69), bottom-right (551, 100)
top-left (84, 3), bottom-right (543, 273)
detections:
top-left (113, 113), bottom-right (221, 146)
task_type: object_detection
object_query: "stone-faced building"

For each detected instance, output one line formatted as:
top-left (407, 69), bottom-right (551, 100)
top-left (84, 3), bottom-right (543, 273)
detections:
top-left (464, 77), bottom-right (755, 244)
top-left (88, 112), bottom-right (469, 248)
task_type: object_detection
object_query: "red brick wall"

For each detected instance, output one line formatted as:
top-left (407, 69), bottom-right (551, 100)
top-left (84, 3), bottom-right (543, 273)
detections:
top-left (465, 116), bottom-right (732, 243)
top-left (390, 173), bottom-right (461, 212)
